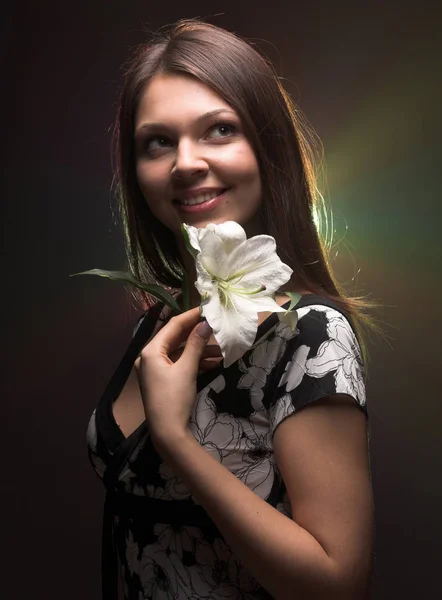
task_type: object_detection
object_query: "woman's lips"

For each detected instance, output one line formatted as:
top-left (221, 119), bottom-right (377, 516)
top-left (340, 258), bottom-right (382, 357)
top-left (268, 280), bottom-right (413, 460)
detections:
top-left (174, 188), bottom-right (229, 213)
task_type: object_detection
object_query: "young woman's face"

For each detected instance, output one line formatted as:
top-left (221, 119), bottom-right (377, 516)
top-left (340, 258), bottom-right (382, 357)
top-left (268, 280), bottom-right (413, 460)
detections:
top-left (134, 74), bottom-right (263, 237)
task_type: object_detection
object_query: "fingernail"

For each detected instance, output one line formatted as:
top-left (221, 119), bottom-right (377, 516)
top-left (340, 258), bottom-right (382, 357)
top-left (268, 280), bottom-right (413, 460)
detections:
top-left (197, 320), bottom-right (212, 339)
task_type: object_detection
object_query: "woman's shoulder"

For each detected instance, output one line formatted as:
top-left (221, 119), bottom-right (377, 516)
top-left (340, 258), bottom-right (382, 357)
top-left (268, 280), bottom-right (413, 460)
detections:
top-left (291, 294), bottom-right (360, 352)
top-left (295, 294), bottom-right (355, 327)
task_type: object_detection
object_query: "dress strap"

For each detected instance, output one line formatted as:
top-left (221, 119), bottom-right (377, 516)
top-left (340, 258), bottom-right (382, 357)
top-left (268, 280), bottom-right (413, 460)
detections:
top-left (99, 301), bottom-right (165, 600)
top-left (96, 301), bottom-right (165, 456)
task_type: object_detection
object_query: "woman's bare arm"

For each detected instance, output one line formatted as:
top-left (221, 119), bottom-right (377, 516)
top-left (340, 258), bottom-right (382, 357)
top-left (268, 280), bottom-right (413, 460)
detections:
top-left (152, 394), bottom-right (374, 600)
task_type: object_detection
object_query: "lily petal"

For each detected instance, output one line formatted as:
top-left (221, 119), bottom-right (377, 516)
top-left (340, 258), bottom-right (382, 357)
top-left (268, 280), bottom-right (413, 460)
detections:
top-left (202, 293), bottom-right (293, 367)
top-left (205, 221), bottom-right (247, 254)
top-left (182, 224), bottom-right (202, 253)
top-left (198, 229), bottom-right (232, 280)
top-left (243, 295), bottom-right (294, 314)
top-left (226, 236), bottom-right (293, 293)
top-left (201, 292), bottom-right (259, 368)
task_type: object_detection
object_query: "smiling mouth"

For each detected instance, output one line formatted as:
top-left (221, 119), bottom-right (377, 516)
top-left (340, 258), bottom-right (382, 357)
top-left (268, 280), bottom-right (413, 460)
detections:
top-left (174, 188), bottom-right (229, 206)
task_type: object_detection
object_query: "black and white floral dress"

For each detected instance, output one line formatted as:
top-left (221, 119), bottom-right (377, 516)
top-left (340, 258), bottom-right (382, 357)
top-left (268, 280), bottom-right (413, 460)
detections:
top-left (86, 295), bottom-right (368, 600)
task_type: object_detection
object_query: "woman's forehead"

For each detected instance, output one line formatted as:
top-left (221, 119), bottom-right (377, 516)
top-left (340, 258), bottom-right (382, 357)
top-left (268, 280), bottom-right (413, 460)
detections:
top-left (135, 74), bottom-right (236, 129)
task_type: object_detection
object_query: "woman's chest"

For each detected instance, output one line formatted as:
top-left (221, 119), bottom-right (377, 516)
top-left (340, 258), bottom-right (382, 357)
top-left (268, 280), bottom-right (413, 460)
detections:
top-left (122, 387), bottom-right (278, 502)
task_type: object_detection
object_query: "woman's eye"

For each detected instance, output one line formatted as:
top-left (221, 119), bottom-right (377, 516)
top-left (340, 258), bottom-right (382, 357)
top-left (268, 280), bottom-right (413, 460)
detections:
top-left (207, 123), bottom-right (237, 139)
top-left (144, 136), bottom-right (173, 153)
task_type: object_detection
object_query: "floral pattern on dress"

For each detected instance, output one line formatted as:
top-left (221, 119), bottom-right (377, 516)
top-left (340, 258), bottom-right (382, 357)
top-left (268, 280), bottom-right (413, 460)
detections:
top-left (268, 306), bottom-right (366, 436)
top-left (139, 545), bottom-right (190, 599)
top-left (87, 301), bottom-right (368, 599)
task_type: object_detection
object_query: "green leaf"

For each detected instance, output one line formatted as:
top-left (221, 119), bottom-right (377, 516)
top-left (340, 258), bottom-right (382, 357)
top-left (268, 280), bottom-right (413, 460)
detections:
top-left (69, 269), bottom-right (182, 313)
top-left (181, 224), bottom-right (198, 259)
top-left (285, 291), bottom-right (302, 312)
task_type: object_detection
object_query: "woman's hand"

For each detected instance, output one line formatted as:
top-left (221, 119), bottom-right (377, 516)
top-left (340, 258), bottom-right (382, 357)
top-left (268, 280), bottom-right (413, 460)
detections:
top-left (135, 307), bottom-right (222, 442)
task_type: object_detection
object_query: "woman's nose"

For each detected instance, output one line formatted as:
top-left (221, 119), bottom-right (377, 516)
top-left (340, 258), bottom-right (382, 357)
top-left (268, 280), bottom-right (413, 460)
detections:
top-left (171, 140), bottom-right (209, 179)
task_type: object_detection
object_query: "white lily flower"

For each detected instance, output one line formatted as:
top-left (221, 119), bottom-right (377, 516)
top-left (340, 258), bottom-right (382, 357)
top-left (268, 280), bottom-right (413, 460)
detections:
top-left (183, 222), bottom-right (296, 367)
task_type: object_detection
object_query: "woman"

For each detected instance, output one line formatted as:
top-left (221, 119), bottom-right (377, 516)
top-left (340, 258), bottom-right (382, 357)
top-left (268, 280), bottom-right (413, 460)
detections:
top-left (87, 18), bottom-right (376, 600)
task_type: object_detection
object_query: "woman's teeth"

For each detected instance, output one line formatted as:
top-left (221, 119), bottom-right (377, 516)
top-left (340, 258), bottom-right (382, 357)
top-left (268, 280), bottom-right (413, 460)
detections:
top-left (179, 190), bottom-right (224, 206)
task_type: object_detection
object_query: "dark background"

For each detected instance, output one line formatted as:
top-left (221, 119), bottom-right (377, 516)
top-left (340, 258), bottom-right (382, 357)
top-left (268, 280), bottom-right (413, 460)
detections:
top-left (3, 1), bottom-right (442, 598)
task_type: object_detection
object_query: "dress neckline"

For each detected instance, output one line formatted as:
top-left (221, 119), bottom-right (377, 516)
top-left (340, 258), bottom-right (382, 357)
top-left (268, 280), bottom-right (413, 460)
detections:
top-left (111, 297), bottom-right (296, 445)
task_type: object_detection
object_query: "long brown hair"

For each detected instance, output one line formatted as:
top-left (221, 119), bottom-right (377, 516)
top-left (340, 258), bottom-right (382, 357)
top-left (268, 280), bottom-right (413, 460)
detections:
top-left (112, 18), bottom-right (382, 365)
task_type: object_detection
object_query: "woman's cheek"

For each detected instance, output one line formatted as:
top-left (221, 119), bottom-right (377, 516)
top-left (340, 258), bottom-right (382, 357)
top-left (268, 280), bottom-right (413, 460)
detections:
top-left (137, 163), bottom-right (165, 199)
top-left (226, 145), bottom-right (260, 181)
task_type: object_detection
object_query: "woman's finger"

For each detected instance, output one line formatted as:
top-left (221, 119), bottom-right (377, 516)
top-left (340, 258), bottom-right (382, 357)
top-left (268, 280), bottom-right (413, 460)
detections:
top-left (169, 344), bottom-right (222, 364)
top-left (201, 344), bottom-right (223, 358)
top-left (198, 358), bottom-right (223, 373)
top-left (149, 307), bottom-right (202, 355)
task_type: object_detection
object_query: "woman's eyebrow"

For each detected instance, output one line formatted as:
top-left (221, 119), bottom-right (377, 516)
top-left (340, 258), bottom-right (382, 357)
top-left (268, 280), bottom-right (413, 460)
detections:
top-left (135, 108), bottom-right (237, 135)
